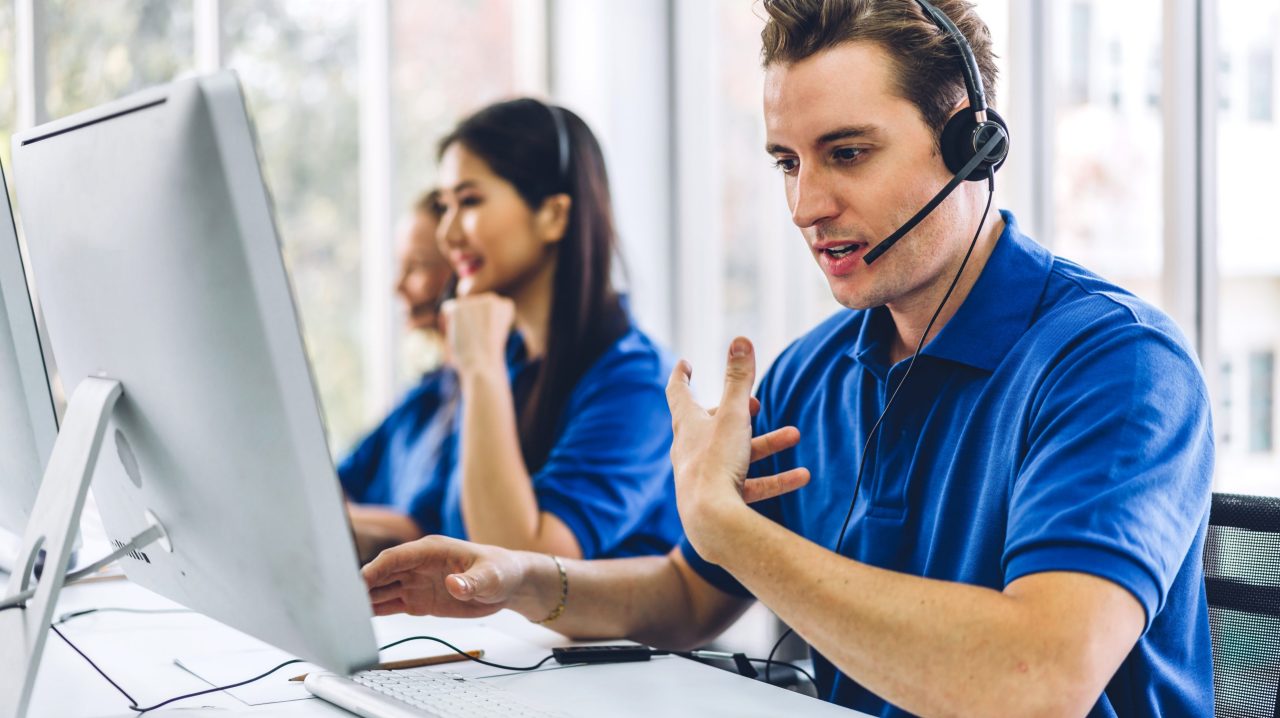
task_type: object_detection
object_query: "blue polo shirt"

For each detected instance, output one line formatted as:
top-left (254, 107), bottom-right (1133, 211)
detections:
top-left (340, 321), bottom-right (682, 559)
top-left (681, 211), bottom-right (1214, 716)
top-left (339, 369), bottom-right (460, 533)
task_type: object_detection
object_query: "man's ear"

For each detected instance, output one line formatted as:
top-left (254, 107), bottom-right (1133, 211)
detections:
top-left (535, 193), bottom-right (572, 244)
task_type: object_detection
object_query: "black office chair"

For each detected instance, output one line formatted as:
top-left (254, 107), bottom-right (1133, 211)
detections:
top-left (1205, 492), bottom-right (1280, 718)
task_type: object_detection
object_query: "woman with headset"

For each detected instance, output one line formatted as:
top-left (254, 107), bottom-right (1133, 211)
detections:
top-left (348, 98), bottom-right (681, 563)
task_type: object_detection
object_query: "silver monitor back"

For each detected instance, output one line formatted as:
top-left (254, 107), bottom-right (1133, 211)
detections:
top-left (0, 161), bottom-right (57, 541)
top-left (11, 71), bottom-right (378, 673)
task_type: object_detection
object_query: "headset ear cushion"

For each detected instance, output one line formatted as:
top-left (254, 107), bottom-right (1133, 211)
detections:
top-left (940, 107), bottom-right (1010, 181)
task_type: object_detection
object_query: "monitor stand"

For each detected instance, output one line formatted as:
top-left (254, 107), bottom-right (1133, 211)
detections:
top-left (0, 377), bottom-right (166, 718)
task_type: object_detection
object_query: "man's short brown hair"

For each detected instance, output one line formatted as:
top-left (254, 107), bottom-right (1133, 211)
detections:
top-left (760, 0), bottom-right (998, 143)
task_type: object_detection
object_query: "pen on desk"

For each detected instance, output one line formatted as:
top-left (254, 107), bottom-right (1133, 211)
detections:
top-left (288, 649), bottom-right (485, 682)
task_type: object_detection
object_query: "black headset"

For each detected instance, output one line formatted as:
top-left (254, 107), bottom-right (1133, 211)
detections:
top-left (545, 102), bottom-right (571, 188)
top-left (862, 0), bottom-right (1010, 264)
top-left (918, 0), bottom-right (1009, 180)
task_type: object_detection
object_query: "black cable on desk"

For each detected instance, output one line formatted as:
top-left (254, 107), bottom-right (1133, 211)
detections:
top-left (51, 622), bottom-right (302, 714)
top-left (51, 623), bottom-right (557, 714)
top-left (381, 635), bottom-right (558, 671)
top-left (56, 616), bottom-right (815, 714)
top-left (50, 624), bottom-right (141, 709)
top-left (661, 649), bottom-right (816, 688)
top-left (743, 657), bottom-right (816, 687)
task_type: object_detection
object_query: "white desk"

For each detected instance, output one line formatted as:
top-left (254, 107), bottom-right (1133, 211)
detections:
top-left (23, 578), bottom-right (868, 717)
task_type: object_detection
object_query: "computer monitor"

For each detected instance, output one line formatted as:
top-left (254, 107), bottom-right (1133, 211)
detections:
top-left (0, 161), bottom-right (58, 548)
top-left (10, 71), bottom-right (378, 674)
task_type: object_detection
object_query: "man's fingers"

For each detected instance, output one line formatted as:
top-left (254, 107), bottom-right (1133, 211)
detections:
top-left (742, 468), bottom-right (811, 504)
top-left (371, 598), bottom-right (409, 617)
top-left (717, 338), bottom-right (756, 419)
top-left (367, 581), bottom-right (404, 606)
top-left (749, 426), bottom-right (801, 463)
top-left (665, 360), bottom-right (704, 419)
top-left (708, 397), bottom-right (760, 418)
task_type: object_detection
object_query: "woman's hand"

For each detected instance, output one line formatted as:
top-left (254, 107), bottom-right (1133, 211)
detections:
top-left (362, 535), bottom-right (558, 621)
top-left (441, 294), bottom-right (515, 377)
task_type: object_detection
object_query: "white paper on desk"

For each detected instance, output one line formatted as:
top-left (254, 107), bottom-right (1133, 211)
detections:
top-left (174, 624), bottom-right (561, 706)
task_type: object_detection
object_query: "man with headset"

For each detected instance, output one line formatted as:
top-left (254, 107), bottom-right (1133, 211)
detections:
top-left (362, 1), bottom-right (1214, 714)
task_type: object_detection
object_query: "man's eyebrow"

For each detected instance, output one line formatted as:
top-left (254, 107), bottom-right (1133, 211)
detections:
top-left (766, 125), bottom-right (882, 155)
top-left (816, 125), bottom-right (880, 146)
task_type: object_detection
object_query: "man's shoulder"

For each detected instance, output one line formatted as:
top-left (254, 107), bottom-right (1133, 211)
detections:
top-left (1033, 256), bottom-right (1197, 361)
top-left (1010, 256), bottom-right (1208, 412)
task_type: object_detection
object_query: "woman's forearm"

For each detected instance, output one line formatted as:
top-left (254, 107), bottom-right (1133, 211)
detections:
top-left (457, 367), bottom-right (580, 556)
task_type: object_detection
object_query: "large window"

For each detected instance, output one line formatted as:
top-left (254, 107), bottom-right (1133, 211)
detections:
top-left (388, 0), bottom-right (528, 387)
top-left (713, 0), bottom-right (829, 381)
top-left (1048, 0), bottom-right (1164, 310)
top-left (42, 0), bottom-right (193, 120)
top-left (1, 1), bottom-right (542, 458)
top-left (390, 0), bottom-right (523, 214)
top-left (222, 0), bottom-right (364, 454)
top-left (0, 3), bottom-right (15, 175)
top-left (1216, 0), bottom-right (1280, 495)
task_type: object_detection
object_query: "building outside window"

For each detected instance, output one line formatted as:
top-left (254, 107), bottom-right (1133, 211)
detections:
top-left (1215, 0), bottom-right (1280, 495)
top-left (1249, 351), bottom-right (1275, 455)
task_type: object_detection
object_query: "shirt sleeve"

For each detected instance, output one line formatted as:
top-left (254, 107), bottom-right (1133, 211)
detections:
top-left (1003, 320), bottom-right (1214, 629)
top-left (532, 365), bottom-right (676, 560)
top-left (337, 420), bottom-right (388, 501)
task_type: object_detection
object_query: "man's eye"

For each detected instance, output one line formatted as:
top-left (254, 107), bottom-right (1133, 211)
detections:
top-left (772, 157), bottom-right (798, 174)
top-left (834, 147), bottom-right (864, 163)
top-left (459, 195), bottom-right (483, 207)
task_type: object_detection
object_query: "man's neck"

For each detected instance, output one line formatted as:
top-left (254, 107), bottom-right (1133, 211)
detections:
top-left (885, 214), bottom-right (1004, 365)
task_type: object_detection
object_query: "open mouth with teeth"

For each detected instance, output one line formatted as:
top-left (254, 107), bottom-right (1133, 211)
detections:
top-left (815, 241), bottom-right (869, 276)
top-left (822, 243), bottom-right (865, 259)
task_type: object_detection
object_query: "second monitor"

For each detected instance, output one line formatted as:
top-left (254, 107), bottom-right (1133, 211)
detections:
top-left (0, 160), bottom-right (58, 548)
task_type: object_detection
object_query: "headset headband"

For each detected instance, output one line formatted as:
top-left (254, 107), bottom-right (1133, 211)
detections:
top-left (913, 0), bottom-right (988, 120)
top-left (545, 103), bottom-right (570, 186)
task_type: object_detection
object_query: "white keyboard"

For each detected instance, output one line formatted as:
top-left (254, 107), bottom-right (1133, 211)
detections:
top-left (304, 667), bottom-right (570, 718)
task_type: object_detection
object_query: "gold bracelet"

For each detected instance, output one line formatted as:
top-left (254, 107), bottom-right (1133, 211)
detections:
top-left (534, 554), bottom-right (568, 625)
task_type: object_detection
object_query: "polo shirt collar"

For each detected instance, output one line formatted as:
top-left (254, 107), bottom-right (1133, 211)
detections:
top-left (852, 305), bottom-right (896, 381)
top-left (848, 210), bottom-right (1054, 374)
top-left (924, 211), bottom-right (1052, 371)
